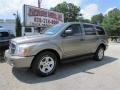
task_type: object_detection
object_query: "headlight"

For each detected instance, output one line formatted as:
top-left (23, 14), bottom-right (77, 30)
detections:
top-left (15, 45), bottom-right (29, 56)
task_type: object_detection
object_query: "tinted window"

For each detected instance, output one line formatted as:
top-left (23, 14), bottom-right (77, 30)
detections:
top-left (66, 24), bottom-right (81, 35)
top-left (83, 24), bottom-right (96, 35)
top-left (0, 32), bottom-right (9, 37)
top-left (96, 26), bottom-right (105, 35)
top-left (25, 28), bottom-right (32, 32)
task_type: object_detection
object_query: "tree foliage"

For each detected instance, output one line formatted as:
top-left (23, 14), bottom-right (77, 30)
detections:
top-left (51, 2), bottom-right (120, 36)
top-left (15, 12), bottom-right (22, 37)
top-left (91, 13), bottom-right (104, 24)
top-left (78, 17), bottom-right (91, 23)
top-left (50, 2), bottom-right (80, 22)
top-left (102, 8), bottom-right (120, 36)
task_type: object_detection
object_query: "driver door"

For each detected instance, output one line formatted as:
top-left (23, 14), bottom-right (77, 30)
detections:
top-left (62, 24), bottom-right (84, 58)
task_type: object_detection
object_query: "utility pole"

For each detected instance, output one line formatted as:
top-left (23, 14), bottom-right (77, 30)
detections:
top-left (38, 0), bottom-right (42, 8)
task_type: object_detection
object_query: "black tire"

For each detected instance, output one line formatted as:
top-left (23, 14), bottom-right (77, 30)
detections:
top-left (93, 46), bottom-right (105, 61)
top-left (31, 51), bottom-right (58, 77)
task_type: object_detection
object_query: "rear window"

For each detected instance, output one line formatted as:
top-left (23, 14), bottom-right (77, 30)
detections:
top-left (96, 26), bottom-right (105, 35)
top-left (0, 32), bottom-right (9, 37)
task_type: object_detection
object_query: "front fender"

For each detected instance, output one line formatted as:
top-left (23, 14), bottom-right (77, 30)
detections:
top-left (29, 42), bottom-right (63, 59)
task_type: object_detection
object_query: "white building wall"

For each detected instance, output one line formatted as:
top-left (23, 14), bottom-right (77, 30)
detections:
top-left (0, 19), bottom-right (16, 35)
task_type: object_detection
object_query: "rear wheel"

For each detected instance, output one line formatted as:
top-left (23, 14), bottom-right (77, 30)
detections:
top-left (94, 46), bottom-right (105, 61)
top-left (31, 51), bottom-right (58, 77)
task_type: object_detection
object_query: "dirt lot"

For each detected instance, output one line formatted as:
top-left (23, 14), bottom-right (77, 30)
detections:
top-left (0, 43), bottom-right (120, 90)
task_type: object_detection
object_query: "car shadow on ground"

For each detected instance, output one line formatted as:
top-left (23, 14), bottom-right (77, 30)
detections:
top-left (0, 55), bottom-right (5, 63)
top-left (0, 49), bottom-right (7, 63)
top-left (12, 56), bottom-right (117, 84)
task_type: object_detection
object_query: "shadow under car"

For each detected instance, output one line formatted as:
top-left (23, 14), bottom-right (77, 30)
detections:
top-left (12, 56), bottom-right (118, 84)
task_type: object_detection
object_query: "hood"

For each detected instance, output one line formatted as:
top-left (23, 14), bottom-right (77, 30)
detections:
top-left (12, 34), bottom-right (52, 44)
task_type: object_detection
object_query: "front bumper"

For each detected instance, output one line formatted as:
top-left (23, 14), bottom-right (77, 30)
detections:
top-left (4, 50), bottom-right (34, 68)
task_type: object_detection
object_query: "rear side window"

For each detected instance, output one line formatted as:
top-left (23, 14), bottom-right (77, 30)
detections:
top-left (96, 26), bottom-right (105, 35)
top-left (0, 32), bottom-right (9, 37)
top-left (83, 24), bottom-right (96, 35)
top-left (25, 28), bottom-right (32, 32)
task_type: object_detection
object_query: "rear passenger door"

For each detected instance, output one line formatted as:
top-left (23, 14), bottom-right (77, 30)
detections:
top-left (82, 24), bottom-right (98, 54)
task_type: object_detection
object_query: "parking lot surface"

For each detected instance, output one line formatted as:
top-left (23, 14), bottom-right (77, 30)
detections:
top-left (0, 43), bottom-right (120, 90)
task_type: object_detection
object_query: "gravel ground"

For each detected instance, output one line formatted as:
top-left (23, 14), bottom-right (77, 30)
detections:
top-left (0, 43), bottom-right (120, 90)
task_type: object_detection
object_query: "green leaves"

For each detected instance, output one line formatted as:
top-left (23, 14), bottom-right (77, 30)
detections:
top-left (102, 8), bottom-right (120, 36)
top-left (50, 2), bottom-right (80, 22)
top-left (15, 12), bottom-right (22, 37)
top-left (51, 2), bottom-right (120, 36)
top-left (91, 13), bottom-right (104, 24)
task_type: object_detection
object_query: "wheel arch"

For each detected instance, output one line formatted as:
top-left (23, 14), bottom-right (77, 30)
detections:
top-left (30, 49), bottom-right (61, 68)
top-left (98, 43), bottom-right (106, 50)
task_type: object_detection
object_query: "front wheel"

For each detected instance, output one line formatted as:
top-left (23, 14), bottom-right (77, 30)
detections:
top-left (94, 46), bottom-right (105, 61)
top-left (31, 51), bottom-right (58, 77)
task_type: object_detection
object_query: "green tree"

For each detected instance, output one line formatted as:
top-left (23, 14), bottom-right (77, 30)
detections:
top-left (15, 12), bottom-right (22, 37)
top-left (78, 17), bottom-right (91, 23)
top-left (50, 2), bottom-right (80, 22)
top-left (91, 13), bottom-right (104, 24)
top-left (102, 8), bottom-right (120, 36)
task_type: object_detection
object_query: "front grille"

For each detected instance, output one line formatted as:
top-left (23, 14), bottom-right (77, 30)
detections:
top-left (0, 41), bottom-right (9, 46)
top-left (9, 42), bottom-right (16, 54)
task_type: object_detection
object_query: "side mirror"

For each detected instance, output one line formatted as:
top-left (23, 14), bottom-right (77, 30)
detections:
top-left (62, 29), bottom-right (73, 37)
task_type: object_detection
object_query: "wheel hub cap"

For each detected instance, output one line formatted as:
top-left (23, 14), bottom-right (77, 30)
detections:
top-left (98, 49), bottom-right (104, 59)
top-left (39, 56), bottom-right (55, 73)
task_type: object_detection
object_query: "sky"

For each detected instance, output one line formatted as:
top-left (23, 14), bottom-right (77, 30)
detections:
top-left (0, 0), bottom-right (120, 20)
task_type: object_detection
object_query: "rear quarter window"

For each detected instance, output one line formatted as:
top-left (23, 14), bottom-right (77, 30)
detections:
top-left (96, 26), bottom-right (105, 35)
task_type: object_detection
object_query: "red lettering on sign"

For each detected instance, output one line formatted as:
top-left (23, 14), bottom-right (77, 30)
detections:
top-left (28, 8), bottom-right (47, 17)
top-left (40, 10), bottom-right (47, 17)
top-left (48, 12), bottom-right (57, 19)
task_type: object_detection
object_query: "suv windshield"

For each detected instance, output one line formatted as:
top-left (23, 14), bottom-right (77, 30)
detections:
top-left (43, 23), bottom-right (66, 35)
top-left (0, 32), bottom-right (9, 37)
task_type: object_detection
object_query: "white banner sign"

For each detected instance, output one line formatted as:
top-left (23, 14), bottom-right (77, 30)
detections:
top-left (24, 5), bottom-right (64, 27)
